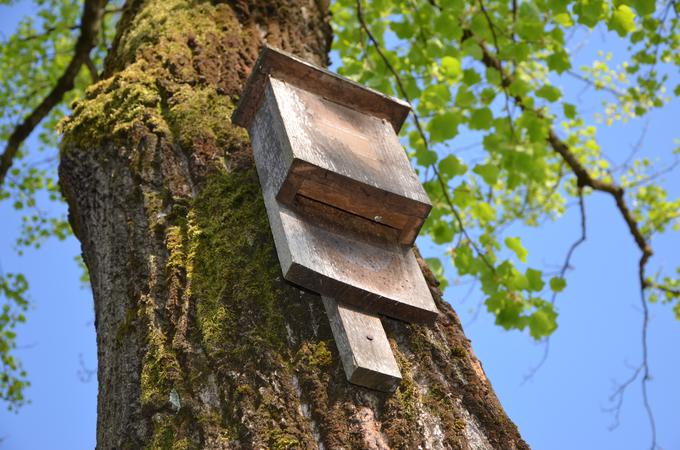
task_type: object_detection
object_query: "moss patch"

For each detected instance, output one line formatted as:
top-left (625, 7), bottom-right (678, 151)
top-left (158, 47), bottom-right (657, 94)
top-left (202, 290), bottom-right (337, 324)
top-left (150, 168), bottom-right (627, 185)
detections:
top-left (60, 1), bottom-right (248, 154)
top-left (381, 345), bottom-right (421, 447)
top-left (268, 431), bottom-right (300, 450)
top-left (147, 415), bottom-right (197, 450)
top-left (141, 327), bottom-right (182, 409)
top-left (188, 170), bottom-right (288, 359)
top-left (59, 62), bottom-right (166, 149)
top-left (165, 84), bottom-right (246, 151)
top-left (296, 341), bottom-right (333, 368)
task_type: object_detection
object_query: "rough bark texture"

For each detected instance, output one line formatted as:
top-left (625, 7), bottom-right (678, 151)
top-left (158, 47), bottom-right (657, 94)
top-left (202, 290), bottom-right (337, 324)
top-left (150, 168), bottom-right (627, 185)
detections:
top-left (58, 1), bottom-right (529, 448)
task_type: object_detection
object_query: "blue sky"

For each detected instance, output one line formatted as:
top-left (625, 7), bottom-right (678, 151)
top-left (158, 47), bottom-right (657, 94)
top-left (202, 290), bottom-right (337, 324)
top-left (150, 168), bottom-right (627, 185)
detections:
top-left (0, 2), bottom-right (679, 449)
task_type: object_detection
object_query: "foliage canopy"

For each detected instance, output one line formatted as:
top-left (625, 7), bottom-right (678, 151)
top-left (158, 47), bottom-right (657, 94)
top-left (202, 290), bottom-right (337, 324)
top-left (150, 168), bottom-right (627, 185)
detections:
top-left (0, 2), bottom-right (678, 443)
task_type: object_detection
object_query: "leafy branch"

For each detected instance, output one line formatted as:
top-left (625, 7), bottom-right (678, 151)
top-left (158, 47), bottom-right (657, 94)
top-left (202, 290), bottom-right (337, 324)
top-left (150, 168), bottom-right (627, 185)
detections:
top-left (0, 0), bottom-right (108, 189)
top-left (470, 18), bottom-right (665, 450)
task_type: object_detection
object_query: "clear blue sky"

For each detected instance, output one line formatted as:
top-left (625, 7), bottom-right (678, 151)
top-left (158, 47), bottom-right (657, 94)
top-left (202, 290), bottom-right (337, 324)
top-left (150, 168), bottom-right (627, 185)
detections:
top-left (0, 2), bottom-right (678, 449)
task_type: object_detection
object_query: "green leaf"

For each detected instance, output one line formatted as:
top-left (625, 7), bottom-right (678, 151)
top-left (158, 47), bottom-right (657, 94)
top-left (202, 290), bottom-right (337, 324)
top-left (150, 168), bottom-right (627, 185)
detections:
top-left (508, 78), bottom-right (532, 97)
top-left (390, 20), bottom-right (414, 39)
top-left (550, 277), bottom-right (567, 292)
top-left (548, 0), bottom-right (571, 13)
top-left (511, 272), bottom-right (530, 291)
top-left (526, 268), bottom-right (545, 291)
top-left (505, 237), bottom-right (528, 262)
top-left (630, 0), bottom-right (655, 15)
top-left (473, 202), bottom-right (496, 223)
top-left (574, 0), bottom-right (609, 27)
top-left (439, 155), bottom-right (467, 178)
top-left (536, 84), bottom-right (562, 102)
top-left (462, 69), bottom-right (481, 86)
top-left (461, 39), bottom-right (483, 60)
top-left (473, 163), bottom-right (500, 184)
top-left (455, 86), bottom-right (476, 107)
top-left (432, 221), bottom-right (455, 244)
top-left (434, 12), bottom-right (463, 40)
top-left (553, 12), bottom-right (574, 26)
top-left (517, 2), bottom-right (544, 40)
top-left (469, 107), bottom-right (493, 130)
top-left (609, 5), bottom-right (636, 37)
top-left (485, 67), bottom-right (501, 86)
top-left (546, 50), bottom-right (571, 73)
top-left (441, 56), bottom-right (462, 79)
top-left (453, 244), bottom-right (474, 275)
top-left (519, 111), bottom-right (549, 143)
top-left (488, 291), bottom-right (528, 330)
top-left (416, 149), bottom-right (439, 166)
top-left (420, 84), bottom-right (452, 111)
top-left (452, 184), bottom-right (474, 207)
top-left (428, 111), bottom-right (459, 143)
top-left (563, 103), bottom-right (577, 119)
top-left (528, 305), bottom-right (558, 339)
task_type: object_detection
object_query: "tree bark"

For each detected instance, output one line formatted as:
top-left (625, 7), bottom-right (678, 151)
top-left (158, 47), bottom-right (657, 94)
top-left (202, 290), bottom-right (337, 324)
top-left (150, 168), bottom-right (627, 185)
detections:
top-left (58, 1), bottom-right (529, 448)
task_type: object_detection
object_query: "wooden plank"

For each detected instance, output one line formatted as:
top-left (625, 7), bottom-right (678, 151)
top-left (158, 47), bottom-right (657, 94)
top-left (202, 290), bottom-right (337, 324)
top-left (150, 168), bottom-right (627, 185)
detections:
top-left (262, 188), bottom-right (439, 324)
top-left (249, 102), bottom-right (439, 324)
top-left (267, 77), bottom-right (431, 246)
top-left (232, 45), bottom-right (411, 134)
top-left (322, 296), bottom-right (401, 392)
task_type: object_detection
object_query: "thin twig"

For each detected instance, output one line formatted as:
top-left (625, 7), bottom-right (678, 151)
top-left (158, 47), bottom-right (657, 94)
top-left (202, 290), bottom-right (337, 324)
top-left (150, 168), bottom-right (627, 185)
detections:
top-left (477, 0), bottom-right (516, 139)
top-left (627, 157), bottom-right (680, 188)
top-left (565, 70), bottom-right (625, 98)
top-left (617, 120), bottom-right (649, 172)
top-left (521, 339), bottom-right (550, 385)
top-left (604, 286), bottom-right (656, 449)
top-left (551, 189), bottom-right (587, 304)
top-left (523, 191), bottom-right (587, 381)
top-left (17, 24), bottom-right (80, 42)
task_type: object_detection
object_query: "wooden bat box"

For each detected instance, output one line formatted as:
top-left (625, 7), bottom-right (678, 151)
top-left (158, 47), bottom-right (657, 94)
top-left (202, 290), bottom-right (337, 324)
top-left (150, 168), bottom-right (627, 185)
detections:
top-left (233, 47), bottom-right (438, 325)
top-left (233, 47), bottom-right (431, 246)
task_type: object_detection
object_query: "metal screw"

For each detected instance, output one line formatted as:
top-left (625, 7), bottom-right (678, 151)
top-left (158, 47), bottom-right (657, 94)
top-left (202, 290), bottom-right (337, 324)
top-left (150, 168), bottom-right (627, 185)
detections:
top-left (373, 215), bottom-right (383, 223)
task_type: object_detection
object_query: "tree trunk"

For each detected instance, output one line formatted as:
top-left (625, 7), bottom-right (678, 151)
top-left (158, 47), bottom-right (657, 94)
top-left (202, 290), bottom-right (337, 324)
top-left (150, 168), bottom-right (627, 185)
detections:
top-left (58, 1), bottom-right (528, 448)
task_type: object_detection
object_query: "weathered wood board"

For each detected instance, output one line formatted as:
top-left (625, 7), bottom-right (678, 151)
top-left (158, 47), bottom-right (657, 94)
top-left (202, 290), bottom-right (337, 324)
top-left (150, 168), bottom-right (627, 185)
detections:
top-left (322, 296), bottom-right (401, 392)
top-left (232, 46), bottom-right (431, 246)
top-left (250, 98), bottom-right (439, 324)
top-left (232, 46), bottom-right (411, 134)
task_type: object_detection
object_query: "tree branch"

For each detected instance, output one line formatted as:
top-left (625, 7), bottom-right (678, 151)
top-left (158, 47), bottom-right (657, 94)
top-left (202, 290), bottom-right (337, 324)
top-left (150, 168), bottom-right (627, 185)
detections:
top-left (470, 31), bottom-right (662, 448)
top-left (471, 37), bottom-right (664, 294)
top-left (0, 0), bottom-right (107, 189)
top-left (84, 53), bottom-right (100, 83)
